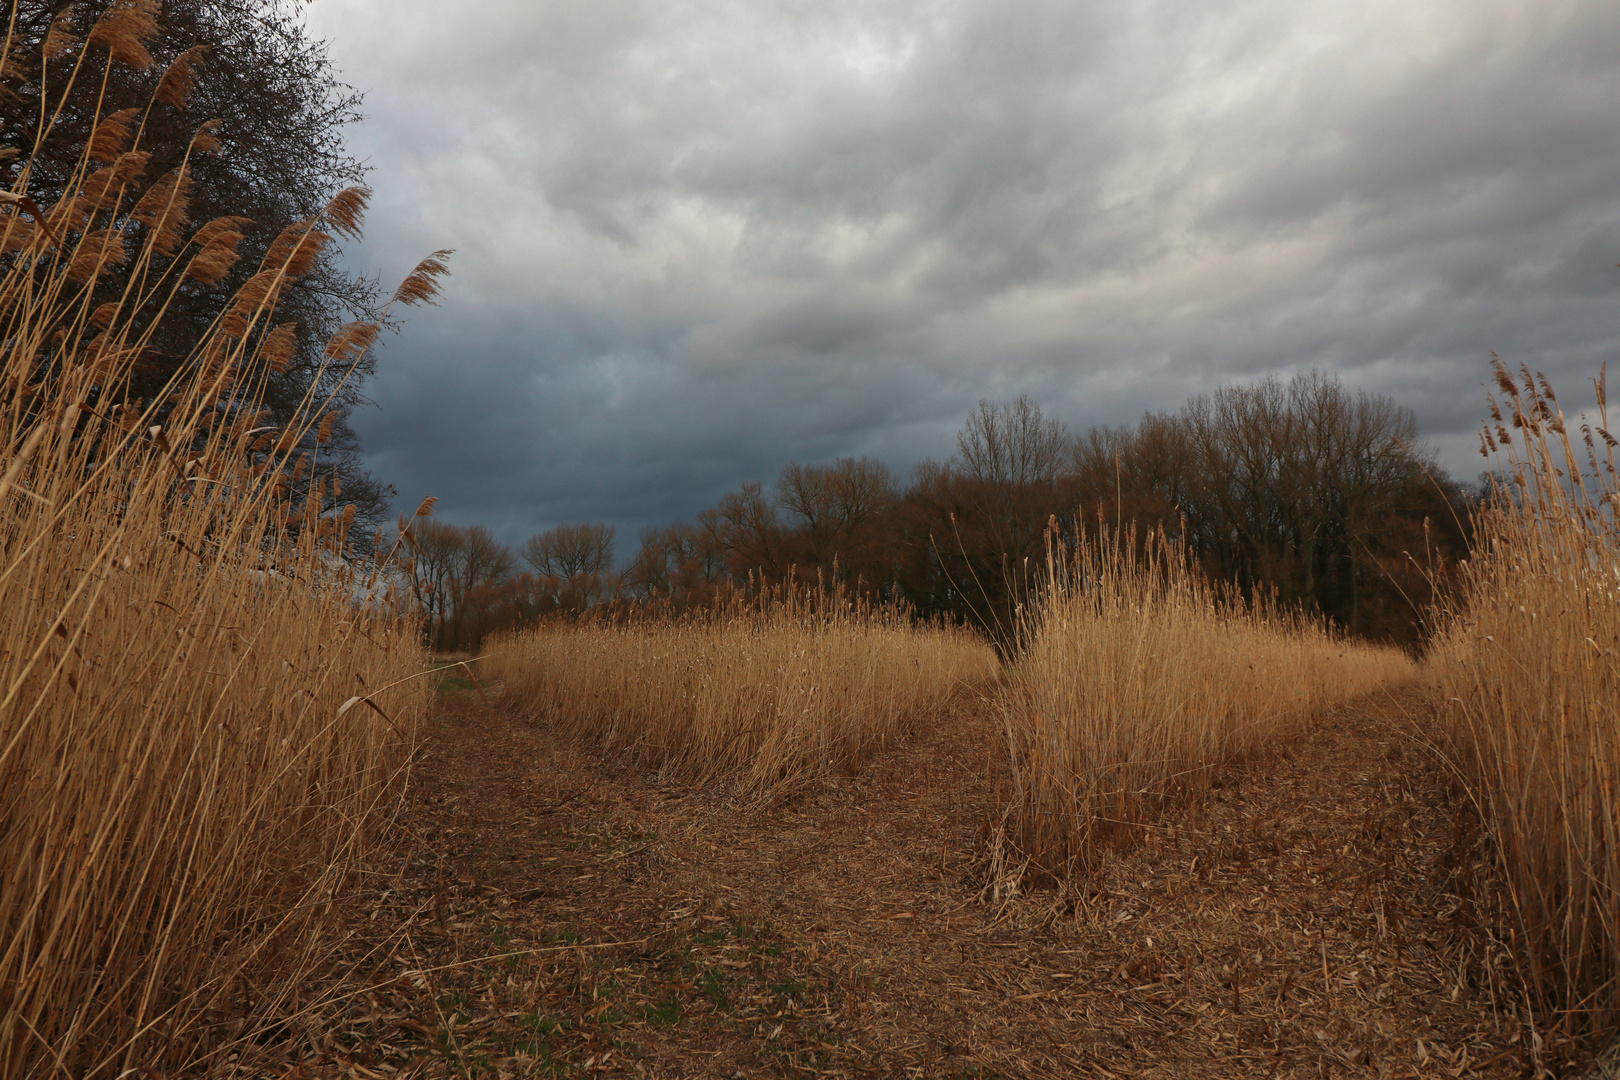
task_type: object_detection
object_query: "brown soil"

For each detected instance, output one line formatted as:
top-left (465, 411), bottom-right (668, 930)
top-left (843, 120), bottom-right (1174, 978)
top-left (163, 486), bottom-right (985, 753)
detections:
top-left (265, 684), bottom-right (1540, 1079)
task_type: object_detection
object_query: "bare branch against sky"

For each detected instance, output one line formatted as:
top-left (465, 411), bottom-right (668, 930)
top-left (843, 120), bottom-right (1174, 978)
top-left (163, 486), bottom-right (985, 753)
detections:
top-left (305, 0), bottom-right (1620, 543)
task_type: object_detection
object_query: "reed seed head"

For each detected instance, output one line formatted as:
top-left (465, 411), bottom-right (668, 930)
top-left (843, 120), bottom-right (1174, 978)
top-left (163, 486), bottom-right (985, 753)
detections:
top-left (88, 107), bottom-right (140, 163)
top-left (186, 216), bottom-right (248, 284)
top-left (86, 0), bottom-right (161, 70)
top-left (65, 227), bottom-right (129, 282)
top-left (225, 269), bottom-right (281, 326)
top-left (43, 193), bottom-right (92, 238)
top-left (43, 6), bottom-right (80, 61)
top-left (190, 118), bottom-right (223, 155)
top-left (324, 320), bottom-right (378, 363)
top-left (155, 44), bottom-right (207, 109)
top-left (323, 186), bottom-right (369, 241)
top-left (391, 249), bottom-right (453, 307)
top-left (264, 219), bottom-right (328, 278)
top-left (260, 322), bottom-right (297, 374)
top-left (0, 217), bottom-right (34, 254)
top-left (1493, 364), bottom-right (1518, 399)
top-left (131, 165), bottom-right (193, 256)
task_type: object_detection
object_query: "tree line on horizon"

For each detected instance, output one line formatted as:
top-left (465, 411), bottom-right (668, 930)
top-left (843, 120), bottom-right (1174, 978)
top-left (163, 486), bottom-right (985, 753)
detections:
top-left (5, 4), bottom-right (1464, 652)
top-left (405, 369), bottom-right (1471, 653)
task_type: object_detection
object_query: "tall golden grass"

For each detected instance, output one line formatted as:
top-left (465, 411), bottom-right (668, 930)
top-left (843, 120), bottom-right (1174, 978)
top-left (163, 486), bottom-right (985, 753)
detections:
top-left (999, 527), bottom-right (1417, 880)
top-left (486, 589), bottom-right (999, 799)
top-left (1429, 360), bottom-right (1620, 1050)
top-left (0, 10), bottom-right (443, 1075)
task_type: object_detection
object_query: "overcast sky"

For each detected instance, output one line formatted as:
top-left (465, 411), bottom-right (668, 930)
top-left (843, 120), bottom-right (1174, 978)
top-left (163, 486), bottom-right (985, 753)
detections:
top-left (305, 0), bottom-right (1620, 548)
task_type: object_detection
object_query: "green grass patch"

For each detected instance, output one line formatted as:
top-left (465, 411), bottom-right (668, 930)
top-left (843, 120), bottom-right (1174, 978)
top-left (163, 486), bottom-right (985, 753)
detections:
top-left (696, 968), bottom-right (732, 1010)
top-left (641, 997), bottom-right (684, 1026)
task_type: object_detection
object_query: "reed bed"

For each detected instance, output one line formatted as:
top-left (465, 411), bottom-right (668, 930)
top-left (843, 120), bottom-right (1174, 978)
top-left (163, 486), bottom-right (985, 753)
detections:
top-left (1428, 361), bottom-right (1620, 1050)
top-left (999, 528), bottom-right (1417, 881)
top-left (486, 591), bottom-right (1000, 799)
top-left (0, 10), bottom-right (443, 1074)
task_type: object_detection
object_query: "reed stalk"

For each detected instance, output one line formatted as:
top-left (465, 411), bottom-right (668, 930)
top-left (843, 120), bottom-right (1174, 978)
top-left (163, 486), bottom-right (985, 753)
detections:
top-left (0, 9), bottom-right (447, 1073)
top-left (1429, 358), bottom-right (1620, 1053)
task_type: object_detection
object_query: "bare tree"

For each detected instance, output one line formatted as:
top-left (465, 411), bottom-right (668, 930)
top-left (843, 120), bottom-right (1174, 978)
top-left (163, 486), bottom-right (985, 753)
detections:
top-left (777, 457), bottom-right (895, 566)
top-left (402, 518), bottom-right (464, 648)
top-left (451, 527), bottom-right (516, 603)
top-left (950, 394), bottom-right (1073, 585)
top-left (607, 373), bottom-right (1460, 644)
top-left (624, 522), bottom-right (726, 602)
top-left (1168, 370), bottom-right (1437, 629)
top-left (404, 520), bottom-right (514, 650)
top-left (702, 483), bottom-right (784, 578)
top-left (956, 395), bottom-right (1071, 489)
top-left (521, 523), bottom-right (616, 579)
top-left (874, 397), bottom-right (1078, 647)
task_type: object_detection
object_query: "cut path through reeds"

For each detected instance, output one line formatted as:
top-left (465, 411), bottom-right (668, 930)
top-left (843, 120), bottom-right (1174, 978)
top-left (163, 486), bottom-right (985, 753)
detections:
top-left (263, 676), bottom-right (1537, 1079)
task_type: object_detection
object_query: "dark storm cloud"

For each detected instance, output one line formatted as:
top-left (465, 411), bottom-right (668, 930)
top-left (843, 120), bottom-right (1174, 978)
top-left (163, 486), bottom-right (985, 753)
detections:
top-left (307, 0), bottom-right (1620, 546)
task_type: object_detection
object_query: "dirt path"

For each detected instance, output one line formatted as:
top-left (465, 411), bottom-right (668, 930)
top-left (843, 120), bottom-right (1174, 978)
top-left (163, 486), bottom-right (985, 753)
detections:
top-left (281, 685), bottom-right (1531, 1079)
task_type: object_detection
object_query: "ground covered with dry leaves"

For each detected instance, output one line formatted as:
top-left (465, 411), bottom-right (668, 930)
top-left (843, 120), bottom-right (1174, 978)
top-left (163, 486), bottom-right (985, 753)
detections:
top-left (255, 680), bottom-right (1546, 1079)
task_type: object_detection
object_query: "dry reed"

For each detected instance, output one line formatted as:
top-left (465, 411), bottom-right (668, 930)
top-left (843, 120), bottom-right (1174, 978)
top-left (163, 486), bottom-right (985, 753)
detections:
top-left (1428, 359), bottom-right (1620, 1052)
top-left (999, 526), bottom-right (1417, 881)
top-left (0, 12), bottom-right (446, 1075)
top-left (485, 589), bottom-right (999, 799)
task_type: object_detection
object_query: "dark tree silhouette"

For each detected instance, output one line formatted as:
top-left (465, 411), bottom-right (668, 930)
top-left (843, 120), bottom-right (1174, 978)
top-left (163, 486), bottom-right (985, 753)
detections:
top-left (2, 0), bottom-right (394, 535)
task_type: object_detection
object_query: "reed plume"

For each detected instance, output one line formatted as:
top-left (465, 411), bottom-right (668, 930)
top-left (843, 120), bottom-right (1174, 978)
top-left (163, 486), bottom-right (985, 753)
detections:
top-left (154, 43), bottom-right (208, 109)
top-left (86, 0), bottom-right (161, 70)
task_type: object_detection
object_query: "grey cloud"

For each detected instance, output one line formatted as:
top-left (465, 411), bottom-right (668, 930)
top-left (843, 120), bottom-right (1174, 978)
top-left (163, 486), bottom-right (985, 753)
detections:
top-left (309, 0), bottom-right (1620, 546)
